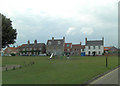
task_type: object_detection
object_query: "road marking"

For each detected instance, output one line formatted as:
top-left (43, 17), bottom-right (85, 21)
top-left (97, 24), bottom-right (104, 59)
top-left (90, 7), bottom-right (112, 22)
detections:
top-left (90, 67), bottom-right (119, 84)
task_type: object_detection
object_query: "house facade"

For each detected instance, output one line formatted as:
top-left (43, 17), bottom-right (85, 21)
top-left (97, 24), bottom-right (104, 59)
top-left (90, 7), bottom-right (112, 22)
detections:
top-left (85, 37), bottom-right (104, 56)
top-left (71, 42), bottom-right (85, 56)
top-left (4, 47), bottom-right (17, 56)
top-left (64, 43), bottom-right (72, 55)
top-left (19, 40), bottom-right (46, 56)
top-left (46, 37), bottom-right (65, 56)
top-left (104, 46), bottom-right (118, 55)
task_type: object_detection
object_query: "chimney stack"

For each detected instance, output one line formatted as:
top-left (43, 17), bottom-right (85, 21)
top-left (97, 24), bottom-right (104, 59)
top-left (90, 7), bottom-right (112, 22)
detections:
top-left (80, 42), bottom-right (81, 45)
top-left (34, 40), bottom-right (37, 45)
top-left (28, 40), bottom-right (30, 44)
top-left (85, 37), bottom-right (87, 45)
top-left (63, 37), bottom-right (65, 42)
top-left (102, 37), bottom-right (104, 45)
top-left (52, 37), bottom-right (54, 41)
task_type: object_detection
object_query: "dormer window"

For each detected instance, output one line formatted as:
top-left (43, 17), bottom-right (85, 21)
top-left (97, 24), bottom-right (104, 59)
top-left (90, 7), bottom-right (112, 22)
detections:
top-left (58, 41), bottom-right (61, 44)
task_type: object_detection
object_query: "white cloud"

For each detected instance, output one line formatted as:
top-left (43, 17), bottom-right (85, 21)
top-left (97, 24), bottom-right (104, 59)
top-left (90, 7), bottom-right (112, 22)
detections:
top-left (66, 27), bottom-right (76, 35)
top-left (80, 27), bottom-right (93, 35)
top-left (0, 0), bottom-right (118, 47)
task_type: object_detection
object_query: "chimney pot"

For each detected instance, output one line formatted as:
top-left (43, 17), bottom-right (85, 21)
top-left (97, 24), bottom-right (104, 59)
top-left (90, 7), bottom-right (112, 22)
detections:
top-left (28, 40), bottom-right (30, 44)
top-left (34, 40), bottom-right (37, 44)
top-left (52, 37), bottom-right (54, 40)
top-left (80, 42), bottom-right (81, 45)
top-left (85, 37), bottom-right (87, 45)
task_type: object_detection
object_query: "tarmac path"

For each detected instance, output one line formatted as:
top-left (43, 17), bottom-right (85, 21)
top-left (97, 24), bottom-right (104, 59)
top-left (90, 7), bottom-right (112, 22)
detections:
top-left (89, 67), bottom-right (119, 85)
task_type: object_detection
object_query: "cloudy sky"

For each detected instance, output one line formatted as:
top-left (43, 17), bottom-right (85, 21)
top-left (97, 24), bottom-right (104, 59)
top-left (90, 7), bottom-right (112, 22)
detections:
top-left (0, 0), bottom-right (119, 47)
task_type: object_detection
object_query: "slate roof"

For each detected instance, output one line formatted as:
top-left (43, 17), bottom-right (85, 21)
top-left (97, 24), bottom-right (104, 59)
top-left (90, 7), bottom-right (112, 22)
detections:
top-left (47, 39), bottom-right (64, 46)
top-left (104, 46), bottom-right (118, 51)
top-left (19, 43), bottom-right (45, 49)
top-left (86, 40), bottom-right (103, 46)
top-left (72, 44), bottom-right (85, 49)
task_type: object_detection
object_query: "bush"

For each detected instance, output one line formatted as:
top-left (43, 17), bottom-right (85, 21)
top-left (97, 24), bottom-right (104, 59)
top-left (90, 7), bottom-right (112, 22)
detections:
top-left (11, 53), bottom-right (16, 56)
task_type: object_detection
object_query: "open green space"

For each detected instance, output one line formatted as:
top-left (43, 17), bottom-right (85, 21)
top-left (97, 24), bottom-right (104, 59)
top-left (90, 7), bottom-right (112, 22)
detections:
top-left (2, 56), bottom-right (118, 84)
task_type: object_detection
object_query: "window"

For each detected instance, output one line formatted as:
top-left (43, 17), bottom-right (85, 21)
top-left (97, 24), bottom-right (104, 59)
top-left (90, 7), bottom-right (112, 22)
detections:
top-left (58, 41), bottom-right (61, 44)
top-left (26, 48), bottom-right (29, 51)
top-left (94, 46), bottom-right (95, 49)
top-left (99, 51), bottom-right (101, 54)
top-left (23, 48), bottom-right (25, 51)
top-left (67, 44), bottom-right (69, 47)
top-left (82, 48), bottom-right (84, 51)
top-left (99, 46), bottom-right (100, 49)
top-left (89, 46), bottom-right (90, 49)
top-left (67, 49), bottom-right (70, 51)
top-left (30, 48), bottom-right (32, 50)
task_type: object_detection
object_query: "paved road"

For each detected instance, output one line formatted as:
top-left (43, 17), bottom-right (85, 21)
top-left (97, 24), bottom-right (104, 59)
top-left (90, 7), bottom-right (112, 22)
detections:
top-left (89, 67), bottom-right (119, 84)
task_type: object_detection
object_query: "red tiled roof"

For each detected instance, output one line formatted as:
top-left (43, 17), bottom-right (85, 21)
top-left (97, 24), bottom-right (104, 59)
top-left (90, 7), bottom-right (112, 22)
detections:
top-left (4, 47), bottom-right (16, 52)
top-left (104, 47), bottom-right (112, 51)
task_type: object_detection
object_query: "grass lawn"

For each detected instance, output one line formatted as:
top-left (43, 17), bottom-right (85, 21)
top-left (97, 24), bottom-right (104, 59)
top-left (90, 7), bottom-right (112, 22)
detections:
top-left (2, 56), bottom-right (118, 84)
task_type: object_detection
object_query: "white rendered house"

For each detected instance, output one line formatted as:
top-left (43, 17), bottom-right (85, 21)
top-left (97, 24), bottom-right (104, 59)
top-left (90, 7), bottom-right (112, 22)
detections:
top-left (85, 37), bottom-right (104, 56)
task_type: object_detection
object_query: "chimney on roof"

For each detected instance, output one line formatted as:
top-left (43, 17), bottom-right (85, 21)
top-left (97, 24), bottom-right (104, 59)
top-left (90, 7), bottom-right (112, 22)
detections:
top-left (102, 37), bottom-right (104, 45)
top-left (28, 40), bottom-right (30, 44)
top-left (80, 42), bottom-right (81, 45)
top-left (63, 37), bottom-right (65, 42)
top-left (85, 37), bottom-right (87, 45)
top-left (34, 40), bottom-right (37, 45)
top-left (52, 37), bottom-right (54, 41)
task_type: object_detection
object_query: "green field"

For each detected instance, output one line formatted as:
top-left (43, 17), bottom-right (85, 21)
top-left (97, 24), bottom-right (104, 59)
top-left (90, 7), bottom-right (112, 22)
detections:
top-left (2, 56), bottom-right (118, 84)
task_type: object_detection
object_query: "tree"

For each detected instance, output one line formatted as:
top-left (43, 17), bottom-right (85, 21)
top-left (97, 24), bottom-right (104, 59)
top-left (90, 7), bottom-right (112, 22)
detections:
top-left (0, 13), bottom-right (17, 48)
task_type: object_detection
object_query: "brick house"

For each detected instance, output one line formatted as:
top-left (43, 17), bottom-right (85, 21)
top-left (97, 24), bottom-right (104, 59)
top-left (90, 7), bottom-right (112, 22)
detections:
top-left (104, 46), bottom-right (118, 55)
top-left (71, 42), bottom-right (84, 56)
top-left (19, 40), bottom-right (46, 56)
top-left (4, 47), bottom-right (17, 56)
top-left (64, 43), bottom-right (72, 55)
top-left (84, 37), bottom-right (104, 56)
top-left (15, 44), bottom-right (26, 55)
top-left (46, 37), bottom-right (65, 56)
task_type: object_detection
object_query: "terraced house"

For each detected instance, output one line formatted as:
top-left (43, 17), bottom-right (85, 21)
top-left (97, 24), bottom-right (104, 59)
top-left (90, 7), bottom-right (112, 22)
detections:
top-left (19, 40), bottom-right (46, 56)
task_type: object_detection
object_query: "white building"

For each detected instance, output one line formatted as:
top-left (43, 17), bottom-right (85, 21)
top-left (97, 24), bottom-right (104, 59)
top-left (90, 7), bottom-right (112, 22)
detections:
top-left (85, 37), bottom-right (104, 56)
